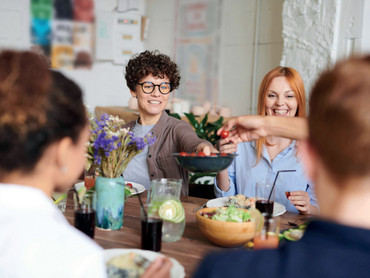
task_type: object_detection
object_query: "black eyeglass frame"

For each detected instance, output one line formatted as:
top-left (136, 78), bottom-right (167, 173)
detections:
top-left (137, 82), bottom-right (172, 95)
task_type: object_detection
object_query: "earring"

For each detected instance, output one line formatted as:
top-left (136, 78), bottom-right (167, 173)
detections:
top-left (61, 166), bottom-right (68, 174)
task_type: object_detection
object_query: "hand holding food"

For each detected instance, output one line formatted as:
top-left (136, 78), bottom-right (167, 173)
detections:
top-left (217, 116), bottom-right (267, 143)
top-left (287, 191), bottom-right (316, 215)
top-left (220, 130), bottom-right (229, 139)
top-left (218, 115), bottom-right (308, 143)
top-left (141, 257), bottom-right (172, 278)
top-left (217, 138), bottom-right (238, 154)
top-left (196, 143), bottom-right (218, 156)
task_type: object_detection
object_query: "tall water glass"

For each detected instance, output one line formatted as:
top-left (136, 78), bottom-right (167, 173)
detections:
top-left (149, 178), bottom-right (185, 242)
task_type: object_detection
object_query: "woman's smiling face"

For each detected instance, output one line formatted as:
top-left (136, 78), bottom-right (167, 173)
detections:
top-left (131, 74), bottom-right (171, 122)
top-left (265, 76), bottom-right (298, 117)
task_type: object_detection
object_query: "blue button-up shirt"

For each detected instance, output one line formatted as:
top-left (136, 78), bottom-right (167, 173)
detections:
top-left (214, 141), bottom-right (318, 213)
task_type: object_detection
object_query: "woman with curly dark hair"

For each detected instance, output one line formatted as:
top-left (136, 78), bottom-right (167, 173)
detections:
top-left (123, 50), bottom-right (217, 195)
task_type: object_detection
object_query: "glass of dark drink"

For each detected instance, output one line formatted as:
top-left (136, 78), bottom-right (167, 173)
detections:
top-left (74, 190), bottom-right (96, 238)
top-left (141, 204), bottom-right (163, 252)
top-left (255, 181), bottom-right (275, 215)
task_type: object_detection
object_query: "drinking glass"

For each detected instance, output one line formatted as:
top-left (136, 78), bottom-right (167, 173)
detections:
top-left (254, 214), bottom-right (280, 250)
top-left (74, 190), bottom-right (96, 238)
top-left (84, 166), bottom-right (96, 190)
top-left (141, 204), bottom-right (163, 252)
top-left (255, 181), bottom-right (275, 214)
top-left (148, 178), bottom-right (185, 242)
top-left (52, 191), bottom-right (68, 212)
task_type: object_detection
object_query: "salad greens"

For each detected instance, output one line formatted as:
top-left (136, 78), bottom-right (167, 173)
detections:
top-left (203, 206), bottom-right (251, 222)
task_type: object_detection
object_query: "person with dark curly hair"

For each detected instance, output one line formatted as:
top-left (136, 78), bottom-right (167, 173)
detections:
top-left (123, 50), bottom-right (217, 195)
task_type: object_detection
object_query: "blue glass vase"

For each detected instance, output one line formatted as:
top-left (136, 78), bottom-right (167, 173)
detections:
top-left (95, 176), bottom-right (125, 230)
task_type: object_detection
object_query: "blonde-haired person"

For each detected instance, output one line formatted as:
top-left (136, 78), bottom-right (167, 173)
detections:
top-left (215, 66), bottom-right (318, 214)
top-left (196, 55), bottom-right (370, 278)
top-left (0, 50), bottom-right (171, 278)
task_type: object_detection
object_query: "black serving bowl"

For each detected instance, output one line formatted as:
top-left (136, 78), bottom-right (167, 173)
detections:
top-left (173, 153), bottom-right (238, 173)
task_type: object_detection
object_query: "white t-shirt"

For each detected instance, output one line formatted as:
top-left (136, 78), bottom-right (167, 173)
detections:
top-left (0, 184), bottom-right (107, 278)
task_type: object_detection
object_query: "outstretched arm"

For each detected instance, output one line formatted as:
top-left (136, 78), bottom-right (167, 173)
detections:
top-left (217, 115), bottom-right (308, 143)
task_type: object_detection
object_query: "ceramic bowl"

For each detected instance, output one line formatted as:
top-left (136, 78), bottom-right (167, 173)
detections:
top-left (173, 153), bottom-right (237, 173)
top-left (195, 207), bottom-right (255, 247)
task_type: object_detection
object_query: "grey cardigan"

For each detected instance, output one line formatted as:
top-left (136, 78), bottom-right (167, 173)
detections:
top-left (123, 112), bottom-right (212, 195)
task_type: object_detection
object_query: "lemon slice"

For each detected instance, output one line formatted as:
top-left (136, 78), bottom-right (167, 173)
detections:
top-left (171, 207), bottom-right (185, 223)
top-left (77, 185), bottom-right (87, 204)
top-left (53, 193), bottom-right (67, 204)
top-left (283, 229), bottom-right (304, 241)
top-left (158, 200), bottom-right (185, 223)
top-left (249, 208), bottom-right (264, 233)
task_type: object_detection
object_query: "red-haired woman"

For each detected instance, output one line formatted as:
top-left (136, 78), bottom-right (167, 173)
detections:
top-left (215, 67), bottom-right (318, 215)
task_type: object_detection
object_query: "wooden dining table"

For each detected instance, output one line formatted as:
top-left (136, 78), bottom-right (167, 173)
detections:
top-left (64, 191), bottom-right (313, 277)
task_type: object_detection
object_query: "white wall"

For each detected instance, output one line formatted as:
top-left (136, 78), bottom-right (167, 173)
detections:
top-left (60, 62), bottom-right (129, 111)
top-left (0, 0), bottom-right (30, 50)
top-left (144, 0), bottom-right (176, 56)
top-left (144, 0), bottom-right (284, 116)
top-left (361, 0), bottom-right (370, 53)
top-left (334, 0), bottom-right (364, 60)
top-left (281, 0), bottom-right (366, 97)
top-left (218, 0), bottom-right (284, 115)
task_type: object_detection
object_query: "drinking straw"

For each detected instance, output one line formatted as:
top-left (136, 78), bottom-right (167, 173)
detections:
top-left (118, 181), bottom-right (147, 220)
top-left (134, 187), bottom-right (148, 221)
top-left (265, 170), bottom-right (296, 239)
top-left (267, 169), bottom-right (297, 212)
top-left (73, 186), bottom-right (82, 211)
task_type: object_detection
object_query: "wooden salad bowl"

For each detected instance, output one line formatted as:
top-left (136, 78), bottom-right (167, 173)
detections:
top-left (195, 207), bottom-right (255, 247)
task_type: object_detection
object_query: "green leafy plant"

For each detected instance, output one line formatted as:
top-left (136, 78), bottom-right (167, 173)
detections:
top-left (184, 113), bottom-right (223, 145)
top-left (170, 112), bottom-right (224, 184)
top-left (170, 112), bottom-right (224, 145)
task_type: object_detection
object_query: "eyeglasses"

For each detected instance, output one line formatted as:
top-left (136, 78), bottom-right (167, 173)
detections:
top-left (137, 82), bottom-right (172, 95)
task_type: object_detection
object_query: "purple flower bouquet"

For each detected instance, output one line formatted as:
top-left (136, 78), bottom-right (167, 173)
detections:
top-left (86, 113), bottom-right (156, 178)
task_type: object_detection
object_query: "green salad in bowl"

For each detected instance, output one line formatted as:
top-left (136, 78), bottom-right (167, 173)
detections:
top-left (196, 206), bottom-right (258, 247)
top-left (201, 206), bottom-right (251, 222)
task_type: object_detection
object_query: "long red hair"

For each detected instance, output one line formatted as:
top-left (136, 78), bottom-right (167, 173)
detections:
top-left (255, 66), bottom-right (306, 163)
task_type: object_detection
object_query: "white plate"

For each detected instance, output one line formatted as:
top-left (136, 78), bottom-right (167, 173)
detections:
top-left (74, 181), bottom-right (145, 195)
top-left (125, 181), bottom-right (145, 195)
top-left (103, 248), bottom-right (185, 278)
top-left (206, 197), bottom-right (286, 217)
